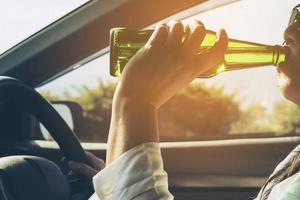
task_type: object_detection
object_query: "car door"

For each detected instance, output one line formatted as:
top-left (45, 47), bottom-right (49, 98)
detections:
top-left (34, 1), bottom-right (300, 199)
top-left (1, 1), bottom-right (300, 200)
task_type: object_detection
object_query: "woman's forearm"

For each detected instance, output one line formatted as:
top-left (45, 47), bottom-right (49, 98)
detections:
top-left (106, 96), bottom-right (159, 165)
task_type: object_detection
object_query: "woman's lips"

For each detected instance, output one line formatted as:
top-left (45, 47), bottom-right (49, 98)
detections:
top-left (277, 46), bottom-right (298, 77)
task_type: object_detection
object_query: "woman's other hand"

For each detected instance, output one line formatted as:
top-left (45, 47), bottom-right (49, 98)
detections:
top-left (68, 152), bottom-right (105, 179)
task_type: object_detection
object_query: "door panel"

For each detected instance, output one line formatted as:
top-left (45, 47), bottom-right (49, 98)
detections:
top-left (170, 188), bottom-right (259, 200)
top-left (0, 137), bottom-right (298, 200)
top-left (161, 137), bottom-right (299, 199)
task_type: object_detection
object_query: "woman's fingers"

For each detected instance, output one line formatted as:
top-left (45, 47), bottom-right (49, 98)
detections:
top-left (146, 23), bottom-right (168, 48)
top-left (68, 160), bottom-right (99, 178)
top-left (196, 29), bottom-right (228, 72)
top-left (166, 21), bottom-right (184, 54)
top-left (183, 24), bottom-right (191, 42)
top-left (67, 151), bottom-right (105, 179)
top-left (148, 21), bottom-right (227, 78)
top-left (183, 20), bottom-right (206, 54)
top-left (85, 152), bottom-right (105, 171)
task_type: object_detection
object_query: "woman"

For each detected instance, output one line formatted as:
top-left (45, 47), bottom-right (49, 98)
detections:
top-left (69, 4), bottom-right (300, 200)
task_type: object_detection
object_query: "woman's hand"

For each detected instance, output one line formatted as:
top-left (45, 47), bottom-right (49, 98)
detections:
top-left (68, 152), bottom-right (105, 179)
top-left (116, 20), bottom-right (228, 108)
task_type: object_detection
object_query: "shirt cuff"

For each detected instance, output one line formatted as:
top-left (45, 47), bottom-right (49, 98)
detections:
top-left (92, 143), bottom-right (170, 200)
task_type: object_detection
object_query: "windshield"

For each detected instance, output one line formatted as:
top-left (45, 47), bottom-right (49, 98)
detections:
top-left (38, 0), bottom-right (300, 142)
top-left (0, 0), bottom-right (89, 55)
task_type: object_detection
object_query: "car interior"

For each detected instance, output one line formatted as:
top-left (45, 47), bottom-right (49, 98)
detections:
top-left (0, 0), bottom-right (300, 199)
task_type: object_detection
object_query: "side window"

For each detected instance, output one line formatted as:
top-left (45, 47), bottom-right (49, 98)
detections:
top-left (38, 54), bottom-right (117, 142)
top-left (38, 0), bottom-right (300, 142)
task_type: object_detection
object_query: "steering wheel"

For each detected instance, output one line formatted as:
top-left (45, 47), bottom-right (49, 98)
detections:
top-left (0, 76), bottom-right (92, 200)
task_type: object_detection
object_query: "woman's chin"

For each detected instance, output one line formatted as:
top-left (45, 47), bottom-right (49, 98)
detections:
top-left (278, 76), bottom-right (300, 105)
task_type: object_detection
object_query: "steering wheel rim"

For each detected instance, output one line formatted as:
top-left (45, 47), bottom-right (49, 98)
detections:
top-left (0, 76), bottom-right (88, 164)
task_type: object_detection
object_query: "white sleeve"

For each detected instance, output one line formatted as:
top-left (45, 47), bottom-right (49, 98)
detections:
top-left (89, 143), bottom-right (174, 200)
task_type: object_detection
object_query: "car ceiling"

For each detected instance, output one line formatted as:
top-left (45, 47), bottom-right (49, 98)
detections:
top-left (0, 0), bottom-right (238, 87)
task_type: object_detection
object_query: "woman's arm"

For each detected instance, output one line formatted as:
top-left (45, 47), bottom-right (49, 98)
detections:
top-left (106, 20), bottom-right (228, 164)
top-left (69, 20), bottom-right (228, 200)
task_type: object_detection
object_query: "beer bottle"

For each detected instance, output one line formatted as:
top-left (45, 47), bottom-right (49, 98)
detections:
top-left (110, 27), bottom-right (286, 78)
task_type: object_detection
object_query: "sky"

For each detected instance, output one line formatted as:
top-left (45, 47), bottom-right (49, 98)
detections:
top-left (0, 0), bottom-right (88, 55)
top-left (1, 0), bottom-right (299, 110)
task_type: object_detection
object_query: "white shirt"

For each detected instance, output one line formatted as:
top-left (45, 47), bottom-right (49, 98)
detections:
top-left (255, 144), bottom-right (300, 200)
top-left (268, 172), bottom-right (300, 200)
top-left (89, 143), bottom-right (300, 200)
top-left (89, 143), bottom-right (173, 200)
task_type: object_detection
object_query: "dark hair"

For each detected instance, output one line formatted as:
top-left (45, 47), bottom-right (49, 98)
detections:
top-left (260, 152), bottom-right (300, 200)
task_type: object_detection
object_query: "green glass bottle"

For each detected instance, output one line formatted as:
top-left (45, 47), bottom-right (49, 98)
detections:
top-left (110, 27), bottom-right (286, 78)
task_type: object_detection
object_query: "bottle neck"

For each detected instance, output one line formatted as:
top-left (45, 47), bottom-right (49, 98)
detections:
top-left (273, 45), bottom-right (286, 66)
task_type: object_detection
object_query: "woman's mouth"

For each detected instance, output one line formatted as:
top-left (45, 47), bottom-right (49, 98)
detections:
top-left (277, 45), bottom-right (300, 77)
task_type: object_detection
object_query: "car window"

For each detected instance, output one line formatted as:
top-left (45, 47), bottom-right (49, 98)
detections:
top-left (0, 0), bottom-right (89, 55)
top-left (38, 0), bottom-right (300, 142)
